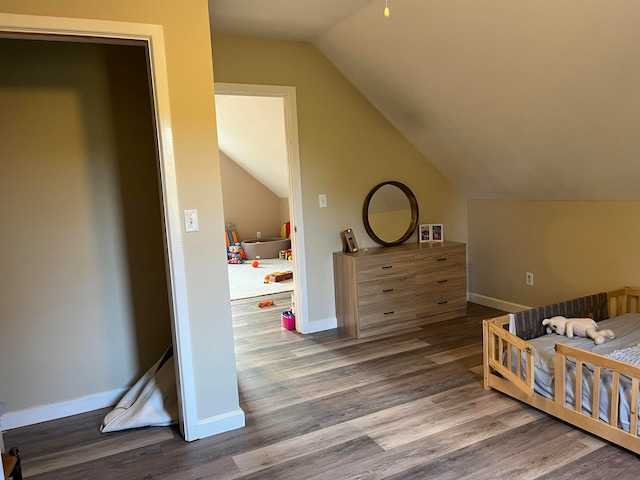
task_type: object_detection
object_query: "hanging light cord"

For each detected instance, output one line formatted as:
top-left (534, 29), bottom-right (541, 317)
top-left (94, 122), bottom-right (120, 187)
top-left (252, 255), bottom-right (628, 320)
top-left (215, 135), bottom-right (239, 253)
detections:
top-left (384, 0), bottom-right (390, 17)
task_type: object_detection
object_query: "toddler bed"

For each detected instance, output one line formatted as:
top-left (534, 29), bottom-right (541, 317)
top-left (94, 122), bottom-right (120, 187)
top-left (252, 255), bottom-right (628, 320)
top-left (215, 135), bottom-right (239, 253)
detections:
top-left (483, 286), bottom-right (640, 454)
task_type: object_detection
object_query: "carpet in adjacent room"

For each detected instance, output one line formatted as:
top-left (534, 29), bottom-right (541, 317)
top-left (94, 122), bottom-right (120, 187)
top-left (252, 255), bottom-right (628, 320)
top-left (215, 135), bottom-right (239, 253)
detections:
top-left (227, 258), bottom-right (294, 300)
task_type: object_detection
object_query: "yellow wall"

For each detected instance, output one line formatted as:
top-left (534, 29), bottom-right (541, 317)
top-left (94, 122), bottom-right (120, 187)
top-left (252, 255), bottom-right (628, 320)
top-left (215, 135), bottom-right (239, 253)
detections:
top-left (211, 33), bottom-right (468, 325)
top-left (0, 0), bottom-right (241, 433)
top-left (468, 200), bottom-right (640, 308)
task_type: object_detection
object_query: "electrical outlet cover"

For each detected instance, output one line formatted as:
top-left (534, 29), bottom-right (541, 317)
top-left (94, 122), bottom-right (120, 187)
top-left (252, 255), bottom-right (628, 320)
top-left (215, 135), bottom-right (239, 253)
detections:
top-left (184, 209), bottom-right (199, 232)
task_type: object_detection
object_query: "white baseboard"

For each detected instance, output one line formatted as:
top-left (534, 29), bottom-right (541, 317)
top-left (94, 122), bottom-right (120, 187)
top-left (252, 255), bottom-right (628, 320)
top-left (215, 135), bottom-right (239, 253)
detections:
top-left (468, 292), bottom-right (530, 313)
top-left (194, 408), bottom-right (245, 441)
top-left (2, 387), bottom-right (127, 431)
top-left (305, 316), bottom-right (337, 334)
top-left (3, 389), bottom-right (246, 442)
top-left (303, 298), bottom-right (527, 334)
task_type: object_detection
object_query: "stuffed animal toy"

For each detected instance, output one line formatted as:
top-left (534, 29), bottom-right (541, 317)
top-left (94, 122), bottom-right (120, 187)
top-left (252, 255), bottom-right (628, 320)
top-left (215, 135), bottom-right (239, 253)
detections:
top-left (227, 243), bottom-right (245, 264)
top-left (542, 316), bottom-right (615, 345)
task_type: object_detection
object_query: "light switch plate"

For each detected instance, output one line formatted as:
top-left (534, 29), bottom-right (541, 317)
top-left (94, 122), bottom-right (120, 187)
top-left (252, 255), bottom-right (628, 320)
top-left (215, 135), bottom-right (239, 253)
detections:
top-left (319, 194), bottom-right (327, 208)
top-left (184, 209), bottom-right (199, 232)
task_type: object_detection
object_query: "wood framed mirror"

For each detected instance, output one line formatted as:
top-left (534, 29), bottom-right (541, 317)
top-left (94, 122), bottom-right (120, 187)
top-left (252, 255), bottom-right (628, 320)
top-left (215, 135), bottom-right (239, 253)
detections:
top-left (362, 181), bottom-right (419, 246)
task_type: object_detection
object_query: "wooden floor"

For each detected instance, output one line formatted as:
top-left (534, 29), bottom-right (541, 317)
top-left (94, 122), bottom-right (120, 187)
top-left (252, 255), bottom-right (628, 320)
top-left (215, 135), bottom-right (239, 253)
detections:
top-left (5, 293), bottom-right (639, 479)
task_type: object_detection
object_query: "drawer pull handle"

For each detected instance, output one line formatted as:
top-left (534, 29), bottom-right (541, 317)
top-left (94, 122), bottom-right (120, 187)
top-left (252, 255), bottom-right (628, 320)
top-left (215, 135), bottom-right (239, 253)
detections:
top-left (437, 279), bottom-right (448, 284)
top-left (381, 265), bottom-right (393, 269)
top-left (383, 310), bottom-right (395, 315)
top-left (437, 300), bottom-right (448, 305)
top-left (436, 257), bottom-right (447, 262)
top-left (382, 288), bottom-right (394, 293)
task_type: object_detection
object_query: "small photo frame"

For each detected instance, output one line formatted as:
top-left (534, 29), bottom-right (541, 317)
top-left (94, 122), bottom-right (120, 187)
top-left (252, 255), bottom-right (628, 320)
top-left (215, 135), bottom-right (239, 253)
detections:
top-left (419, 224), bottom-right (444, 243)
top-left (431, 224), bottom-right (444, 242)
top-left (419, 224), bottom-right (431, 243)
top-left (341, 228), bottom-right (359, 253)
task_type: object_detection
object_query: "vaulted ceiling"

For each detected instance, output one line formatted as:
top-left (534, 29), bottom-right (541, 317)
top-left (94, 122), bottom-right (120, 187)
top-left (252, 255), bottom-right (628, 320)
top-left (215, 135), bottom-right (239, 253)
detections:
top-left (215, 94), bottom-right (289, 199)
top-left (210, 0), bottom-right (640, 200)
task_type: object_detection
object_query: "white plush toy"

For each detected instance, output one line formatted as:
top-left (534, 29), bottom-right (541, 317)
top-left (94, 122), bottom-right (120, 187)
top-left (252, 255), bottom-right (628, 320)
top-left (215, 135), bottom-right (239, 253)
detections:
top-left (542, 316), bottom-right (615, 345)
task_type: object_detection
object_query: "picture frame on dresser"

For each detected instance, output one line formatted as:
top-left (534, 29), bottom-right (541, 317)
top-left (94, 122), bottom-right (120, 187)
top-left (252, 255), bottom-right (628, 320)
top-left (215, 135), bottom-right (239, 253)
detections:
top-left (341, 228), bottom-right (359, 253)
top-left (419, 224), bottom-right (431, 243)
top-left (431, 224), bottom-right (444, 242)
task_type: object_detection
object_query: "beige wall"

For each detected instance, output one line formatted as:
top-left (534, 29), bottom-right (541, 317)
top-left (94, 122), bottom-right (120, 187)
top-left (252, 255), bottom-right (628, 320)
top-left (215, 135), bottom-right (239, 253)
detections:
top-left (211, 33), bottom-right (468, 324)
top-left (369, 210), bottom-right (413, 243)
top-left (0, 39), bottom-right (171, 411)
top-left (0, 0), bottom-right (241, 432)
top-left (219, 151), bottom-right (282, 241)
top-left (468, 200), bottom-right (640, 308)
top-left (280, 198), bottom-right (290, 227)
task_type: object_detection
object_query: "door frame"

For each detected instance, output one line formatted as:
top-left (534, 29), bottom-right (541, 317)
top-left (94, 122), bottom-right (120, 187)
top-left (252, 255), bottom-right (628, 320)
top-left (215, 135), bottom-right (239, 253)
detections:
top-left (0, 13), bottom-right (199, 439)
top-left (214, 83), bottom-right (309, 332)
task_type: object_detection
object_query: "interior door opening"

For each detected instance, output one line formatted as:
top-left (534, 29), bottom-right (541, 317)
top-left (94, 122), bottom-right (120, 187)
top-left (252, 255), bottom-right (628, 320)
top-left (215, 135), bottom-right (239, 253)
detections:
top-left (216, 94), bottom-right (294, 312)
top-left (214, 83), bottom-right (309, 334)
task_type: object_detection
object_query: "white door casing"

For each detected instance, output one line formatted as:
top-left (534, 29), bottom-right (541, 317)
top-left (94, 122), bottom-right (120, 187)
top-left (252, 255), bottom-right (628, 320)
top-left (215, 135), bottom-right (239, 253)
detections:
top-left (0, 13), bottom-right (199, 439)
top-left (214, 83), bottom-right (309, 333)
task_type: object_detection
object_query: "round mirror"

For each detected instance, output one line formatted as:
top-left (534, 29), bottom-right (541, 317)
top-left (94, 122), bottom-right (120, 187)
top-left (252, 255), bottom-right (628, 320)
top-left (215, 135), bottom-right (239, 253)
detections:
top-left (363, 181), bottom-right (419, 246)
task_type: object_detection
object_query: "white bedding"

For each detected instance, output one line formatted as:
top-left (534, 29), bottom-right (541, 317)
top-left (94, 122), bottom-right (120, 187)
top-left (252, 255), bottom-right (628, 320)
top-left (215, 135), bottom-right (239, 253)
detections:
top-left (520, 313), bottom-right (640, 433)
top-left (605, 343), bottom-right (640, 366)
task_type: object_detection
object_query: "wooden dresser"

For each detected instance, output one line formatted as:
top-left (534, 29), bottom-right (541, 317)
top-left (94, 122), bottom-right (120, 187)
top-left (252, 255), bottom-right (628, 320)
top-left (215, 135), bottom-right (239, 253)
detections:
top-left (333, 241), bottom-right (467, 338)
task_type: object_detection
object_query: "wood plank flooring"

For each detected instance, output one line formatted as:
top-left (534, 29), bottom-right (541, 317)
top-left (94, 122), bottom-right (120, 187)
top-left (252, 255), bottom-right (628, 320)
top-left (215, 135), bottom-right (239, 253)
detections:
top-left (5, 293), bottom-right (639, 479)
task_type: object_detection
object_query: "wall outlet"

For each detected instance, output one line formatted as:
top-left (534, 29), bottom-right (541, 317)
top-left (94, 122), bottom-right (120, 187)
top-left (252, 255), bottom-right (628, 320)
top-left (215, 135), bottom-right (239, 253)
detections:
top-left (256, 231), bottom-right (261, 238)
top-left (526, 272), bottom-right (534, 286)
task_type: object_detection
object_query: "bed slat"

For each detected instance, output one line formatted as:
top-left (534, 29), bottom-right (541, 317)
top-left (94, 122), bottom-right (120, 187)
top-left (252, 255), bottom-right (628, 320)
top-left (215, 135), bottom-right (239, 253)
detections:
top-left (610, 371), bottom-right (620, 428)
top-left (575, 361), bottom-right (583, 414)
top-left (631, 378), bottom-right (639, 437)
top-left (555, 347), bottom-right (566, 406)
top-left (592, 366), bottom-right (601, 420)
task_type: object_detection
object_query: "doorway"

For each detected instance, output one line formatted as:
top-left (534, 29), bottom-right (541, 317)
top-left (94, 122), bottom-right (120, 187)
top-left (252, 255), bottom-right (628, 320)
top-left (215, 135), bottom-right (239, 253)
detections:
top-left (217, 94), bottom-right (293, 303)
top-left (0, 13), bottom-right (201, 440)
top-left (214, 83), bottom-right (309, 332)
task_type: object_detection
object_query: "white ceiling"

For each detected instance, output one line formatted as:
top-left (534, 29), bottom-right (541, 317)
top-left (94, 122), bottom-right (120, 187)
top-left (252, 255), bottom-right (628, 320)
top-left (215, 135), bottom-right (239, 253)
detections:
top-left (210, 0), bottom-right (640, 200)
top-left (209, 0), bottom-right (375, 41)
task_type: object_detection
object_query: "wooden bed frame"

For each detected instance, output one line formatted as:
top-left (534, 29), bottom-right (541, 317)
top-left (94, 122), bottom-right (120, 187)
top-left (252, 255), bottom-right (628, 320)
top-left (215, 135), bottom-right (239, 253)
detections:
top-left (483, 286), bottom-right (640, 454)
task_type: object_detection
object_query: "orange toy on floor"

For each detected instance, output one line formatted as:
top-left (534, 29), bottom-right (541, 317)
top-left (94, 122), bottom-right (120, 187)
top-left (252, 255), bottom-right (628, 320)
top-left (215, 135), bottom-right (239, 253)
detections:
top-left (263, 271), bottom-right (293, 283)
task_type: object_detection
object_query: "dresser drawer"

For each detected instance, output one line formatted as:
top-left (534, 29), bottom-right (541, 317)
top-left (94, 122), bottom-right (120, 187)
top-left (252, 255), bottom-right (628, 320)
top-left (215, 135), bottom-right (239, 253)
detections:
top-left (357, 276), bottom-right (415, 304)
top-left (356, 253), bottom-right (415, 281)
top-left (359, 298), bottom-right (416, 329)
top-left (416, 288), bottom-right (467, 318)
top-left (415, 246), bottom-right (465, 272)
top-left (415, 267), bottom-right (466, 293)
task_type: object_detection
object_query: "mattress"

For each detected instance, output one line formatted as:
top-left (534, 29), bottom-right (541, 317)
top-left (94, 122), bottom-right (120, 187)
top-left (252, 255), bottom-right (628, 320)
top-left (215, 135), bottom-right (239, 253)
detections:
top-left (525, 313), bottom-right (640, 432)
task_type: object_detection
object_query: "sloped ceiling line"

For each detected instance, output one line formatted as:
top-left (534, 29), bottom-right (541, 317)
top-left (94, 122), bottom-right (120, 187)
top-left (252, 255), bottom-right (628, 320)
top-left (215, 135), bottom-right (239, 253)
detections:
top-left (210, 0), bottom-right (640, 200)
top-left (215, 94), bottom-right (289, 199)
